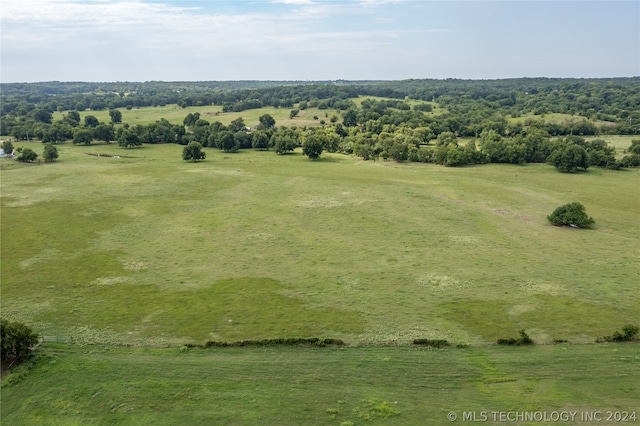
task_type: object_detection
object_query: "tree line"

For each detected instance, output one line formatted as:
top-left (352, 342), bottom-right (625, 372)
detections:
top-left (2, 78), bottom-right (639, 137)
top-left (2, 82), bottom-right (639, 171)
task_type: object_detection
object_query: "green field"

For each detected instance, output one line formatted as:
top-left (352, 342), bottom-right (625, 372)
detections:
top-left (52, 104), bottom-right (328, 128)
top-left (50, 96), bottom-right (444, 129)
top-left (507, 112), bottom-right (617, 128)
top-left (2, 142), bottom-right (638, 346)
top-left (2, 343), bottom-right (638, 425)
top-left (2, 140), bottom-right (639, 423)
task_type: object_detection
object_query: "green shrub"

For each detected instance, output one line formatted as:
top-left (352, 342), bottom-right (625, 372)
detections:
top-left (412, 338), bottom-right (450, 348)
top-left (497, 330), bottom-right (534, 346)
top-left (204, 337), bottom-right (345, 348)
top-left (1, 319), bottom-right (39, 368)
top-left (597, 325), bottom-right (639, 343)
top-left (547, 202), bottom-right (594, 228)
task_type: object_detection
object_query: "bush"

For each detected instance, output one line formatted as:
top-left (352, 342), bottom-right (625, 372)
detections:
top-left (497, 330), bottom-right (534, 346)
top-left (204, 337), bottom-right (345, 348)
top-left (182, 141), bottom-right (206, 162)
top-left (547, 202), bottom-right (594, 228)
top-left (412, 338), bottom-right (450, 348)
top-left (597, 325), bottom-right (639, 343)
top-left (1, 319), bottom-right (39, 368)
top-left (620, 153), bottom-right (640, 168)
top-left (15, 147), bottom-right (38, 163)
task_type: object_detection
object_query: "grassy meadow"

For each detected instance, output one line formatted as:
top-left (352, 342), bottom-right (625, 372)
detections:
top-left (3, 343), bottom-right (638, 425)
top-left (2, 141), bottom-right (638, 346)
top-left (2, 135), bottom-right (639, 424)
top-left (50, 96), bottom-right (444, 129)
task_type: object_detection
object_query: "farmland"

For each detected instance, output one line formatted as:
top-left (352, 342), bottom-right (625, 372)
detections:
top-left (3, 343), bottom-right (638, 425)
top-left (2, 80), bottom-right (639, 424)
top-left (2, 143), bottom-right (638, 346)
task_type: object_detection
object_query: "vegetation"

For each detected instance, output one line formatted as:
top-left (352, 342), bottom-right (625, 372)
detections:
top-left (302, 133), bottom-right (324, 159)
top-left (412, 339), bottom-right (450, 348)
top-left (2, 344), bottom-right (638, 424)
top-left (1, 140), bottom-right (14, 155)
top-left (547, 202), bottom-right (595, 228)
top-left (1, 319), bottom-right (39, 368)
top-left (497, 330), bottom-right (534, 346)
top-left (42, 144), bottom-right (58, 162)
top-left (598, 325), bottom-right (639, 343)
top-left (182, 141), bottom-right (206, 161)
top-left (15, 147), bottom-right (37, 162)
top-left (2, 144), bottom-right (637, 345)
top-left (1, 79), bottom-right (638, 422)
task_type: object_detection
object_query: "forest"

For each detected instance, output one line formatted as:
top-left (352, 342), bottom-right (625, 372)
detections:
top-left (2, 78), bottom-right (639, 170)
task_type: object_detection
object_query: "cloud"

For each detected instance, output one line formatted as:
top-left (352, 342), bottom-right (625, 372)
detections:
top-left (271, 0), bottom-right (316, 4)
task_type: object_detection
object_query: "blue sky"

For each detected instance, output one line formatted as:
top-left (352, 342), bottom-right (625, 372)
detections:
top-left (1, 0), bottom-right (638, 82)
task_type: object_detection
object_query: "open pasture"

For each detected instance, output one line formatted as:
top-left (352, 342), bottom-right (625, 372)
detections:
top-left (51, 104), bottom-right (326, 128)
top-left (1, 142), bottom-right (639, 346)
top-left (50, 96), bottom-right (445, 130)
top-left (2, 343), bottom-right (639, 425)
top-left (2, 344), bottom-right (640, 426)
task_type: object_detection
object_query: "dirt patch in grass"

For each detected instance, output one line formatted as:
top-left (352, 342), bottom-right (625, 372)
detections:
top-left (86, 153), bottom-right (137, 158)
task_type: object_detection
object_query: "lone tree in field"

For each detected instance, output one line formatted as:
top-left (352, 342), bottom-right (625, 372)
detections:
top-left (43, 144), bottom-right (59, 162)
top-left (547, 202), bottom-right (595, 228)
top-left (1, 318), bottom-right (39, 368)
top-left (182, 141), bottom-right (206, 162)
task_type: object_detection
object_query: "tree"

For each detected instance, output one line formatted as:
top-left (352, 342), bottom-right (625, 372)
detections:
top-left (72, 128), bottom-right (94, 145)
top-left (16, 147), bottom-right (38, 162)
top-left (258, 114), bottom-right (276, 130)
top-left (218, 131), bottom-right (239, 152)
top-left (182, 141), bottom-right (206, 161)
top-left (84, 115), bottom-right (99, 127)
top-left (33, 108), bottom-right (52, 124)
top-left (289, 109), bottom-right (299, 119)
top-left (435, 131), bottom-right (457, 147)
top-left (547, 202), bottom-right (595, 228)
top-left (548, 144), bottom-right (589, 172)
top-left (94, 123), bottom-right (115, 143)
top-left (63, 111), bottom-right (81, 127)
top-left (43, 144), bottom-right (59, 162)
top-left (302, 133), bottom-right (324, 159)
top-left (229, 117), bottom-right (246, 133)
top-left (270, 133), bottom-right (297, 155)
top-left (183, 112), bottom-right (201, 128)
top-left (1, 319), bottom-right (39, 367)
top-left (117, 128), bottom-right (141, 148)
top-left (109, 109), bottom-right (122, 123)
top-left (42, 122), bottom-right (73, 144)
top-left (251, 130), bottom-right (270, 150)
top-left (627, 139), bottom-right (640, 155)
top-left (342, 109), bottom-right (358, 127)
top-left (1, 140), bottom-right (14, 155)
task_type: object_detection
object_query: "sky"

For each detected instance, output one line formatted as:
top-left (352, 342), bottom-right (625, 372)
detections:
top-left (1, 0), bottom-right (638, 82)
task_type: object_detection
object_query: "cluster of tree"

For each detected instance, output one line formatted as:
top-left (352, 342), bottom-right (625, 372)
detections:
top-left (2, 78), bottom-right (638, 137)
top-left (2, 140), bottom-right (59, 163)
top-left (1, 109), bottom-right (123, 145)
